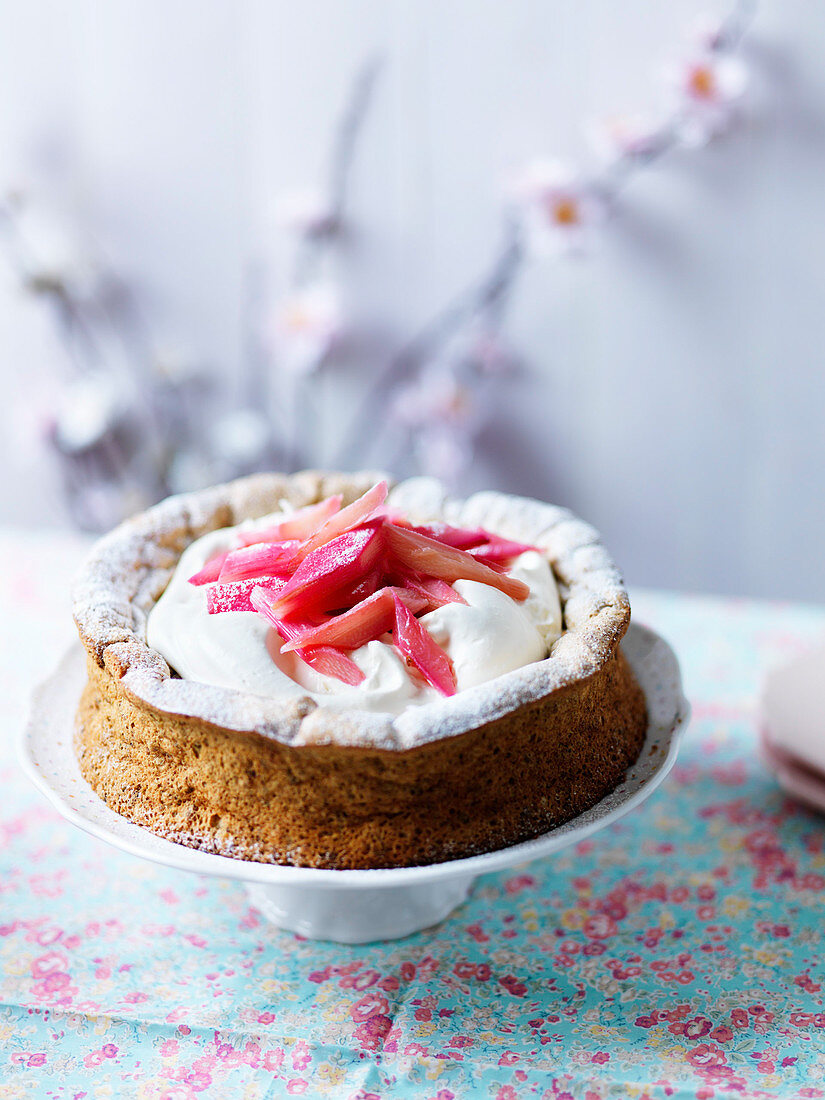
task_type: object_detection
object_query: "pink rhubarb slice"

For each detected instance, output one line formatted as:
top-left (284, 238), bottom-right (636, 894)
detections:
top-left (469, 535), bottom-right (538, 563)
top-left (272, 523), bottom-right (386, 619)
top-left (188, 551), bottom-right (229, 586)
top-left (291, 481), bottom-right (388, 566)
top-left (384, 523), bottom-right (529, 602)
top-left (281, 587), bottom-right (426, 653)
top-left (207, 577), bottom-right (286, 614)
top-left (392, 593), bottom-right (456, 696)
top-left (237, 495), bottom-right (343, 546)
top-left (411, 523), bottom-right (487, 550)
top-left (252, 586), bottom-right (364, 686)
top-left (218, 541), bottom-right (300, 582)
top-left (401, 574), bottom-right (467, 610)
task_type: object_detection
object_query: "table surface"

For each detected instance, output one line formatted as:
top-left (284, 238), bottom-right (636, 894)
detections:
top-left (2, 528), bottom-right (825, 1100)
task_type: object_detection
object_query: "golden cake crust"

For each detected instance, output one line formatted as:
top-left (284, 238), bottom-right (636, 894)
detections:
top-left (72, 470), bottom-right (647, 869)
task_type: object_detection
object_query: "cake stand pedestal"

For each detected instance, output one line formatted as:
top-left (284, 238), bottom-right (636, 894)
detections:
top-left (20, 624), bottom-right (688, 944)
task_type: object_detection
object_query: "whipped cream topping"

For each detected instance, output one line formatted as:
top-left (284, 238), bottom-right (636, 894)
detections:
top-left (146, 493), bottom-right (562, 717)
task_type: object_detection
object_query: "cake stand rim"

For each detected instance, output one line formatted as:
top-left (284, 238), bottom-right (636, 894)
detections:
top-left (19, 622), bottom-right (689, 889)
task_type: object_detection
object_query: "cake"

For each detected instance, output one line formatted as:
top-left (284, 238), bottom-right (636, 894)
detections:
top-left (72, 470), bottom-right (647, 869)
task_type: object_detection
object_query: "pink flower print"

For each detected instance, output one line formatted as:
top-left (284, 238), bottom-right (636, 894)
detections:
top-left (35, 928), bottom-right (63, 947)
top-left (379, 974), bottom-right (399, 992)
top-left (505, 874), bottom-right (535, 894)
top-left (591, 1052), bottom-right (610, 1064)
top-left (39, 971), bottom-right (71, 993)
top-left (687, 1044), bottom-right (726, 1068)
top-left (258, 1012), bottom-right (275, 1024)
top-left (498, 975), bottom-right (527, 997)
top-left (291, 1041), bottom-right (311, 1072)
top-left (466, 924), bottom-right (489, 943)
top-left (671, 1016), bottom-right (712, 1041)
top-left (792, 1012), bottom-right (815, 1028)
top-left (731, 1008), bottom-right (749, 1029)
top-left (102, 1044), bottom-right (118, 1059)
top-left (31, 951), bottom-right (67, 978)
top-left (184, 1072), bottom-right (212, 1092)
top-left (354, 1015), bottom-right (393, 1051)
top-left (83, 1050), bottom-right (106, 1068)
top-left (26, 1053), bottom-right (46, 1068)
top-left (710, 1026), bottom-right (734, 1042)
top-left (399, 962), bottom-right (416, 982)
top-left (158, 1087), bottom-right (197, 1100)
top-left (496, 1088), bottom-right (518, 1100)
top-left (583, 913), bottom-right (617, 939)
top-left (123, 991), bottom-right (149, 1004)
top-left (498, 1052), bottom-right (519, 1066)
top-left (262, 1048), bottom-right (285, 1072)
top-left (160, 1040), bottom-right (180, 1057)
top-left (351, 994), bottom-right (389, 1023)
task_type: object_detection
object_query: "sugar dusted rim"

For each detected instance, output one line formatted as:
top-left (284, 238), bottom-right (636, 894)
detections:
top-left (72, 470), bottom-right (631, 751)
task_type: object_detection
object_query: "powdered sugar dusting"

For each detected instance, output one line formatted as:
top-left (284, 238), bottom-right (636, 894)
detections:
top-left (72, 471), bottom-right (631, 750)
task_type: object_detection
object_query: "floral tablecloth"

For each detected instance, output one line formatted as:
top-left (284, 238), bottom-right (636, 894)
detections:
top-left (2, 527), bottom-right (825, 1100)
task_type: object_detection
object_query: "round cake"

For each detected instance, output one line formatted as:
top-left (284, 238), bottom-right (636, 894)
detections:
top-left (72, 470), bottom-right (647, 869)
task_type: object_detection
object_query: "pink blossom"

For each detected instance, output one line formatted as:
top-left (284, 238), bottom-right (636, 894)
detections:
top-left (667, 51), bottom-right (748, 146)
top-left (266, 283), bottom-right (343, 375)
top-left (510, 159), bottom-right (605, 255)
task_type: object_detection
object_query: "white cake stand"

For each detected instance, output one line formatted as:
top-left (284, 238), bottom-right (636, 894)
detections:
top-left (20, 623), bottom-right (688, 944)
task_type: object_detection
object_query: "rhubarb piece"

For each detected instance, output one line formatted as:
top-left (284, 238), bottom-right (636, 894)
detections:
top-left (401, 575), bottom-right (467, 610)
top-left (207, 577), bottom-right (285, 614)
top-left (281, 587), bottom-right (427, 653)
top-left (392, 593), bottom-right (456, 696)
top-left (252, 586), bottom-right (364, 685)
top-left (292, 481), bottom-right (388, 565)
top-left (384, 524), bottom-right (529, 602)
top-left (188, 551), bottom-right (228, 586)
top-left (469, 535), bottom-right (538, 563)
top-left (219, 541), bottom-right (300, 582)
top-left (237, 495), bottom-right (343, 546)
top-left (272, 523), bottom-right (385, 619)
top-left (411, 523), bottom-right (487, 550)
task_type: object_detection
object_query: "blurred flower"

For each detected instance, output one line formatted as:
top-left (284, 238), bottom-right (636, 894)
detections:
top-left (587, 113), bottom-right (666, 164)
top-left (3, 191), bottom-right (100, 300)
top-left (667, 52), bottom-right (748, 146)
top-left (509, 159), bottom-right (605, 256)
top-left (51, 376), bottom-right (123, 454)
top-left (392, 371), bottom-right (476, 431)
top-left (462, 326), bottom-right (520, 378)
top-left (265, 283), bottom-right (343, 374)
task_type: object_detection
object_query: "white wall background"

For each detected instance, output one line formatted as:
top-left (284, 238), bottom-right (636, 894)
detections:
top-left (1, 0), bottom-right (824, 601)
